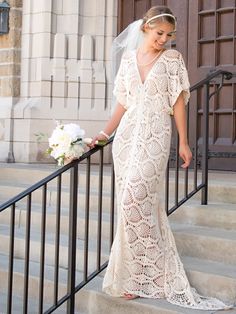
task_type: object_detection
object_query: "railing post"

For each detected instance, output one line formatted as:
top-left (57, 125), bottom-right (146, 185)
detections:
top-left (67, 163), bottom-right (78, 313)
top-left (7, 204), bottom-right (15, 314)
top-left (97, 148), bottom-right (104, 271)
top-left (110, 160), bottom-right (115, 248)
top-left (201, 82), bottom-right (210, 205)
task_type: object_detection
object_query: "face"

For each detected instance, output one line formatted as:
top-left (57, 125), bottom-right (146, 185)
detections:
top-left (144, 21), bottom-right (175, 50)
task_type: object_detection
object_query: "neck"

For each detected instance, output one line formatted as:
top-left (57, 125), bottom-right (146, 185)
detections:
top-left (139, 44), bottom-right (162, 55)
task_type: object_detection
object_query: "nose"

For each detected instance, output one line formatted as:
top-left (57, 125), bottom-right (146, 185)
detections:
top-left (160, 34), bottom-right (168, 43)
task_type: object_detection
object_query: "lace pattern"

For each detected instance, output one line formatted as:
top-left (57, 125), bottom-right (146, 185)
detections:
top-left (103, 49), bottom-right (232, 311)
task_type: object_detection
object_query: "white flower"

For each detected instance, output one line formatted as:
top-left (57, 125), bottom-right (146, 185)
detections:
top-left (63, 123), bottom-right (85, 142)
top-left (66, 143), bottom-right (84, 159)
top-left (49, 129), bottom-right (71, 149)
top-left (48, 123), bottom-right (85, 166)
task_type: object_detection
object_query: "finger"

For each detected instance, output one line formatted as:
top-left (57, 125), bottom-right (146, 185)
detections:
top-left (179, 153), bottom-right (187, 163)
top-left (88, 139), bottom-right (96, 148)
top-left (181, 157), bottom-right (191, 168)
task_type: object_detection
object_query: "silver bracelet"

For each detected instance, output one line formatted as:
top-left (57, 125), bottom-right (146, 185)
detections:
top-left (99, 130), bottom-right (110, 140)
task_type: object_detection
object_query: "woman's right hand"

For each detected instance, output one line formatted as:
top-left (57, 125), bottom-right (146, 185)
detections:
top-left (87, 133), bottom-right (108, 149)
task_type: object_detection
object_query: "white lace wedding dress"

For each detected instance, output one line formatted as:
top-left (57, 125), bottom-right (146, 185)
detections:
top-left (102, 49), bottom-right (232, 311)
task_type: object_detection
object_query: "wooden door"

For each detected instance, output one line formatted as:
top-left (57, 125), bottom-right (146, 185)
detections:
top-left (118, 0), bottom-right (236, 170)
top-left (188, 0), bottom-right (236, 170)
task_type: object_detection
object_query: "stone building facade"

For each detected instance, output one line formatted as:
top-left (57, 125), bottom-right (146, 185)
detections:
top-left (0, 0), bottom-right (22, 162)
top-left (0, 0), bottom-right (117, 162)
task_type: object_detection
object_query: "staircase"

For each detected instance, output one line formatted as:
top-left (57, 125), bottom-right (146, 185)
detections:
top-left (0, 163), bottom-right (236, 314)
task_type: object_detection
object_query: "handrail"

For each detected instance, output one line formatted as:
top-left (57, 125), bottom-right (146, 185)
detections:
top-left (0, 137), bottom-right (114, 212)
top-left (0, 69), bottom-right (233, 214)
top-left (0, 69), bottom-right (233, 314)
top-left (190, 69), bottom-right (232, 92)
top-left (165, 69), bottom-right (233, 212)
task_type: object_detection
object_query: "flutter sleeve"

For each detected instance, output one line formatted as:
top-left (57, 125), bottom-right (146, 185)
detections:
top-left (113, 55), bottom-right (128, 109)
top-left (168, 52), bottom-right (190, 109)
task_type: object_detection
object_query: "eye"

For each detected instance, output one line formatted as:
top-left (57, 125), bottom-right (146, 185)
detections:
top-left (168, 31), bottom-right (176, 37)
top-left (157, 32), bottom-right (163, 36)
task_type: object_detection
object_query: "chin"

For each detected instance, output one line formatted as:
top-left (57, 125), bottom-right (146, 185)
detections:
top-left (155, 42), bottom-right (163, 47)
top-left (154, 44), bottom-right (164, 50)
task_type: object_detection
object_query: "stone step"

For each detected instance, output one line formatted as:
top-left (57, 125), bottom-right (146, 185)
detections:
top-left (169, 202), bottom-right (236, 230)
top-left (81, 276), bottom-right (236, 314)
top-left (1, 173), bottom-right (236, 219)
top-left (0, 163), bottom-right (113, 199)
top-left (0, 221), bottom-right (235, 289)
top-left (0, 254), bottom-right (235, 313)
top-left (1, 164), bottom-right (236, 205)
top-left (0, 254), bottom-right (85, 314)
top-left (0, 182), bottom-right (113, 212)
top-left (0, 201), bottom-right (235, 251)
top-left (1, 206), bottom-right (236, 267)
top-left (1, 180), bottom-right (236, 216)
top-left (0, 292), bottom-right (69, 314)
top-left (168, 182), bottom-right (236, 205)
top-left (182, 256), bottom-right (236, 305)
top-left (1, 163), bottom-right (236, 187)
top-left (172, 223), bottom-right (236, 265)
top-left (0, 226), bottom-right (109, 272)
top-left (0, 202), bottom-right (116, 241)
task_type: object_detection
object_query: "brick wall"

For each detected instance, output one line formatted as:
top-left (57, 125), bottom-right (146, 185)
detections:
top-left (0, 0), bottom-right (22, 98)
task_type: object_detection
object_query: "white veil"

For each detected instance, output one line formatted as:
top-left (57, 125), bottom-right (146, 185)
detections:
top-left (111, 19), bottom-right (144, 82)
top-left (110, 20), bottom-right (144, 112)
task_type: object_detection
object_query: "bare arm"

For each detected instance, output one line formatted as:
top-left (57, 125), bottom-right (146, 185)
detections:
top-left (173, 92), bottom-right (192, 168)
top-left (103, 103), bottom-right (127, 136)
top-left (89, 103), bottom-right (126, 147)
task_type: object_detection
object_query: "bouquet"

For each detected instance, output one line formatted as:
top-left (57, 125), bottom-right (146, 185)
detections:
top-left (47, 123), bottom-right (107, 166)
top-left (48, 123), bottom-right (86, 166)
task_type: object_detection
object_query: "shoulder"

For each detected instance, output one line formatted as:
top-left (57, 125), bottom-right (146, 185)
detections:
top-left (163, 49), bottom-right (187, 70)
top-left (121, 50), bottom-right (134, 61)
top-left (163, 49), bottom-right (183, 61)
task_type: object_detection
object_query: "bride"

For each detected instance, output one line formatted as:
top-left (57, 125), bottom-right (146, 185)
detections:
top-left (89, 5), bottom-right (233, 311)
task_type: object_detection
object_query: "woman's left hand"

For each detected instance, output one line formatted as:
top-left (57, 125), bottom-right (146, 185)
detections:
top-left (179, 143), bottom-right (192, 168)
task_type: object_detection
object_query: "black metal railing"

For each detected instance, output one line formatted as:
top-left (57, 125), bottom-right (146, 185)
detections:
top-left (0, 142), bottom-right (115, 314)
top-left (165, 69), bottom-right (233, 214)
top-left (0, 69), bottom-right (233, 313)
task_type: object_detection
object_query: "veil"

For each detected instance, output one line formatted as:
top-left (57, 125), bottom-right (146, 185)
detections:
top-left (111, 19), bottom-right (144, 83)
top-left (110, 20), bottom-right (144, 113)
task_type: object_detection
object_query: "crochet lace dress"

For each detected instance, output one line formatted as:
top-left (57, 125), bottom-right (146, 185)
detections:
top-left (102, 49), bottom-right (232, 311)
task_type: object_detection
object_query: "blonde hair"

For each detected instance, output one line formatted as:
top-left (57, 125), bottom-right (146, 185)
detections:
top-left (141, 6), bottom-right (176, 32)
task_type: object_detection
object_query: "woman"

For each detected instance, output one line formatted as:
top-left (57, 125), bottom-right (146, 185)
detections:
top-left (90, 5), bottom-right (232, 311)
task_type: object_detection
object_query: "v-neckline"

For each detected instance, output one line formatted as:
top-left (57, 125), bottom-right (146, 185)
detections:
top-left (134, 49), bottom-right (166, 85)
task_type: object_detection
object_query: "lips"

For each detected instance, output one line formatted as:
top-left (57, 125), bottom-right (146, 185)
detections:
top-left (155, 43), bottom-right (164, 48)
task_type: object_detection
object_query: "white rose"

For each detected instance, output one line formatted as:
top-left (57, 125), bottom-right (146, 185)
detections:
top-left (66, 143), bottom-right (84, 159)
top-left (50, 146), bottom-right (65, 159)
top-left (49, 128), bottom-right (71, 148)
top-left (64, 124), bottom-right (85, 142)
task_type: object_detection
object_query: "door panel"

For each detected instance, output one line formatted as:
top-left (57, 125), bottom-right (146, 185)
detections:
top-left (188, 0), bottom-right (236, 170)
